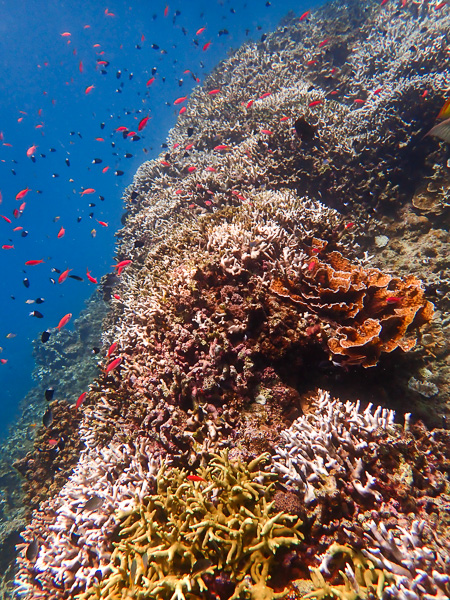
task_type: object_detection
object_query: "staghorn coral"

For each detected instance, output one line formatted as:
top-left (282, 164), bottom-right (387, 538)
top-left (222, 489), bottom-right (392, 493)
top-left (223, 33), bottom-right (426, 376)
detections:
top-left (80, 451), bottom-right (303, 600)
top-left (307, 519), bottom-right (450, 599)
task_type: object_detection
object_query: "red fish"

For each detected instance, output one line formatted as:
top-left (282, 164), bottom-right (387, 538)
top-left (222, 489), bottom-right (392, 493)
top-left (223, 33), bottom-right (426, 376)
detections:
top-left (26, 145), bottom-right (37, 157)
top-left (202, 41), bottom-right (211, 51)
top-left (57, 313), bottom-right (72, 329)
top-left (261, 129), bottom-right (273, 135)
top-left (146, 77), bottom-right (155, 87)
top-left (86, 269), bottom-right (98, 283)
top-left (61, 32), bottom-right (71, 37)
top-left (0, 359), bottom-right (8, 364)
top-left (85, 85), bottom-right (95, 94)
top-left (16, 188), bottom-right (30, 200)
top-left (435, 0), bottom-right (447, 8)
top-left (113, 293), bottom-right (122, 301)
top-left (259, 92), bottom-right (271, 99)
top-left (79, 60), bottom-right (83, 73)
top-left (57, 226), bottom-right (65, 238)
top-left (179, 107), bottom-right (187, 115)
top-left (164, 5), bottom-right (169, 16)
top-left (97, 220), bottom-right (108, 227)
top-left (308, 260), bottom-right (316, 271)
top-left (2, 245), bottom-right (14, 249)
top-left (386, 296), bottom-right (402, 304)
top-left (309, 100), bottom-right (323, 107)
top-left (187, 475), bottom-right (206, 482)
top-left (58, 269), bottom-right (72, 284)
top-left (196, 27), bottom-right (206, 36)
top-left (25, 259), bottom-right (44, 265)
top-left (188, 166), bottom-right (196, 172)
top-left (0, 215), bottom-right (11, 223)
top-left (246, 99), bottom-right (254, 109)
top-left (208, 89), bottom-right (220, 95)
top-left (344, 222), bottom-right (355, 229)
top-left (299, 10), bottom-right (310, 21)
top-left (113, 259), bottom-right (132, 270)
top-left (102, 166), bottom-right (110, 173)
top-left (174, 96), bottom-right (188, 105)
top-left (107, 342), bottom-right (117, 357)
top-left (75, 392), bottom-right (87, 409)
top-left (138, 116), bottom-right (150, 131)
top-left (318, 39), bottom-right (328, 48)
top-left (214, 145), bottom-right (229, 151)
top-left (81, 188), bottom-right (95, 195)
top-left (115, 126), bottom-right (128, 132)
top-left (105, 356), bottom-right (122, 373)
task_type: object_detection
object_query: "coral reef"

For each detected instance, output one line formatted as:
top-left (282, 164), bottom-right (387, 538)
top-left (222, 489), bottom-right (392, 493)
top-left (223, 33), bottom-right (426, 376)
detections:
top-left (10, 0), bottom-right (450, 599)
top-left (80, 451), bottom-right (302, 600)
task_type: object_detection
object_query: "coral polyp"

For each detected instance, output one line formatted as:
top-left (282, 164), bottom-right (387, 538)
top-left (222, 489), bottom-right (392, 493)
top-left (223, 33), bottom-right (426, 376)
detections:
top-left (80, 451), bottom-right (303, 600)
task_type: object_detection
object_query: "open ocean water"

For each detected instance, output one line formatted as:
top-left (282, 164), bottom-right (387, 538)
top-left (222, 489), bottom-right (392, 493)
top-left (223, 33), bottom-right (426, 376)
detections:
top-left (0, 0), bottom-right (314, 436)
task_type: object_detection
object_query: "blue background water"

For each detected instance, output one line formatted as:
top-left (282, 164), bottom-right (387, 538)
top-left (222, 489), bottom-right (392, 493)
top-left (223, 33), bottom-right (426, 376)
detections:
top-left (0, 0), bottom-right (314, 438)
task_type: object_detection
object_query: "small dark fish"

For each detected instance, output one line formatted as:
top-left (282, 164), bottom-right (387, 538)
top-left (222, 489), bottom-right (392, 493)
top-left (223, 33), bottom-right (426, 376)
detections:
top-left (30, 310), bottom-right (44, 318)
top-left (131, 136), bottom-right (140, 141)
top-left (23, 278), bottom-right (30, 288)
top-left (115, 170), bottom-right (124, 176)
top-left (100, 123), bottom-right (105, 130)
top-left (41, 331), bottom-right (51, 343)
top-left (52, 267), bottom-right (61, 273)
top-left (92, 158), bottom-right (103, 164)
top-left (35, 297), bottom-right (45, 304)
top-left (69, 275), bottom-right (84, 281)
top-left (294, 116), bottom-right (316, 141)
top-left (192, 558), bottom-right (213, 575)
top-left (77, 216), bottom-right (82, 223)
top-left (82, 495), bottom-right (104, 512)
top-left (65, 158), bottom-right (70, 166)
top-left (43, 407), bottom-right (53, 428)
top-left (152, 67), bottom-right (157, 74)
top-left (49, 278), bottom-right (56, 285)
top-left (50, 148), bottom-right (56, 152)
top-left (26, 538), bottom-right (39, 562)
top-left (151, 43), bottom-right (159, 50)
top-left (45, 388), bottom-right (54, 401)
top-left (52, 173), bottom-right (59, 178)
top-left (124, 153), bottom-right (133, 158)
top-left (58, 436), bottom-right (66, 450)
top-left (92, 347), bottom-right (100, 354)
top-left (21, 230), bottom-right (29, 238)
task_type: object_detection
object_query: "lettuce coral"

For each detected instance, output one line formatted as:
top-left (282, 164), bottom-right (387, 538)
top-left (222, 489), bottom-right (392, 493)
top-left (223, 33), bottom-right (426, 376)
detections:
top-left (80, 451), bottom-right (303, 600)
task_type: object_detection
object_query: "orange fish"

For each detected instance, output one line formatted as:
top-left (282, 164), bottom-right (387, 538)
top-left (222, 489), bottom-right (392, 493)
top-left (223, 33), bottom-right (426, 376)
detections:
top-left (97, 220), bottom-right (108, 227)
top-left (115, 126), bottom-right (128, 132)
top-left (214, 145), bottom-right (229, 151)
top-left (174, 96), bottom-right (187, 105)
top-left (81, 188), bottom-right (95, 195)
top-left (57, 313), bottom-right (72, 329)
top-left (86, 269), bottom-right (98, 284)
top-left (26, 145), bottom-right (37, 157)
top-left (16, 188), bottom-right (30, 200)
top-left (196, 27), bottom-right (206, 36)
top-left (58, 268), bottom-right (72, 284)
top-left (25, 259), bottom-right (44, 265)
top-left (75, 392), bottom-right (87, 409)
top-left (61, 32), bottom-right (71, 37)
top-left (102, 166), bottom-right (110, 173)
top-left (138, 116), bottom-right (150, 131)
top-left (57, 226), bottom-right (65, 238)
top-left (437, 98), bottom-right (450, 120)
top-left (85, 85), bottom-right (95, 94)
top-left (105, 356), bottom-right (122, 373)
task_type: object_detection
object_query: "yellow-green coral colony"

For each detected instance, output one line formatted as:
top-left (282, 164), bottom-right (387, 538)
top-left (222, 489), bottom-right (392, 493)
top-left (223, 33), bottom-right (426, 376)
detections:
top-left (79, 451), bottom-right (303, 600)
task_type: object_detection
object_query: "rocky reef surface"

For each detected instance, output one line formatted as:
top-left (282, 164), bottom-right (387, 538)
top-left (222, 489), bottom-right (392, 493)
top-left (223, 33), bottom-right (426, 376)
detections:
top-left (11, 0), bottom-right (450, 599)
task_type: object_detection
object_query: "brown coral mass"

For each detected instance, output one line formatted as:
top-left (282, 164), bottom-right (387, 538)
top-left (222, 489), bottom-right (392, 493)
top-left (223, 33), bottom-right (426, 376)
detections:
top-left (270, 250), bottom-right (433, 367)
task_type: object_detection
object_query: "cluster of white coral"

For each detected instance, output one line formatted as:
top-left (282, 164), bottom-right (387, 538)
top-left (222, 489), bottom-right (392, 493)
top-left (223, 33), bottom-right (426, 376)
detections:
top-left (15, 439), bottom-right (161, 599)
top-left (273, 389), bottom-right (397, 505)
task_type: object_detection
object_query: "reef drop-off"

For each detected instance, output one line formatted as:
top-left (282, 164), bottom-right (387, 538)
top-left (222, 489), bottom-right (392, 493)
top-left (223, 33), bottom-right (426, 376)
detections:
top-left (12, 0), bottom-right (450, 599)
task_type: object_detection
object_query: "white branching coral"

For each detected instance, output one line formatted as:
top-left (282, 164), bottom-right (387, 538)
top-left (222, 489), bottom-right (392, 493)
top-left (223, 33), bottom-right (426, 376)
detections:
top-left (15, 440), bottom-right (162, 599)
top-left (272, 390), bottom-right (397, 505)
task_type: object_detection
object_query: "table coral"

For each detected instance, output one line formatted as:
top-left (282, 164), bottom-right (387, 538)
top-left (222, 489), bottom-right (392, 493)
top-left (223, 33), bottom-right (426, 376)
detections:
top-left (79, 451), bottom-right (303, 600)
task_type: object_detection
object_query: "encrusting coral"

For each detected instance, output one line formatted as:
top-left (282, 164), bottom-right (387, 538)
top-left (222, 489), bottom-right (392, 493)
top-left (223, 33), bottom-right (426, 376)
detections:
top-left (79, 451), bottom-right (303, 600)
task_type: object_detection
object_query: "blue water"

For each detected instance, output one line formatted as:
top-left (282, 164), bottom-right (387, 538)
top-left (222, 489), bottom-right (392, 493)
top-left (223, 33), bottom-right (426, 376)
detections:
top-left (0, 0), bottom-right (317, 438)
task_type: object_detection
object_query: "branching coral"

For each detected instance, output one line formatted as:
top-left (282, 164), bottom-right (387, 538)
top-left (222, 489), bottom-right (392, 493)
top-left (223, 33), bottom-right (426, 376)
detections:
top-left (80, 451), bottom-right (303, 600)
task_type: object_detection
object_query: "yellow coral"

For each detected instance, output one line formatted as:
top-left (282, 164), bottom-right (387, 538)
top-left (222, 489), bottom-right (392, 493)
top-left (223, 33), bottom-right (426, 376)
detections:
top-left (79, 451), bottom-right (303, 600)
